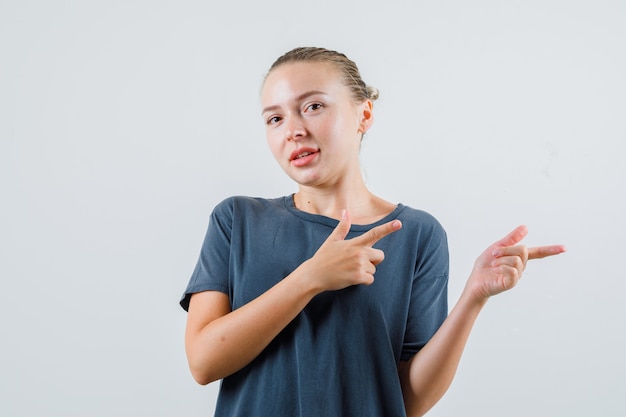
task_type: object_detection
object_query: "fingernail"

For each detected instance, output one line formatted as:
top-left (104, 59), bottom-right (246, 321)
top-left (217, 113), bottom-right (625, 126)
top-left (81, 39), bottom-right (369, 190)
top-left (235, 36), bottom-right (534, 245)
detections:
top-left (341, 209), bottom-right (346, 220)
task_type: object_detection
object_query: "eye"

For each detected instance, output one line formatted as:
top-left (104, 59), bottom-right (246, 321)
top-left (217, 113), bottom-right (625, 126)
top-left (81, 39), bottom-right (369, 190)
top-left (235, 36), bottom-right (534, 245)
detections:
top-left (266, 115), bottom-right (282, 125)
top-left (305, 103), bottom-right (323, 112)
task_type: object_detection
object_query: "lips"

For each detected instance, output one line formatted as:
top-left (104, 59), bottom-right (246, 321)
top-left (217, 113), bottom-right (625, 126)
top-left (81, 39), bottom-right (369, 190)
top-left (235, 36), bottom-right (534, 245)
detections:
top-left (289, 147), bottom-right (319, 167)
top-left (289, 148), bottom-right (319, 162)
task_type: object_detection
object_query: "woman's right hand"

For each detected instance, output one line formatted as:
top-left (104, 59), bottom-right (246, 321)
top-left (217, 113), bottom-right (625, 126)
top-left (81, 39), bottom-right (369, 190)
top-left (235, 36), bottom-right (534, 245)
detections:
top-left (301, 210), bottom-right (402, 292)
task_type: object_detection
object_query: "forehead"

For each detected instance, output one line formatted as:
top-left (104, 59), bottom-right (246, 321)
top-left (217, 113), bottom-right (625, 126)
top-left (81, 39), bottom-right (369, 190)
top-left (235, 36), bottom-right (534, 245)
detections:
top-left (261, 61), bottom-right (347, 106)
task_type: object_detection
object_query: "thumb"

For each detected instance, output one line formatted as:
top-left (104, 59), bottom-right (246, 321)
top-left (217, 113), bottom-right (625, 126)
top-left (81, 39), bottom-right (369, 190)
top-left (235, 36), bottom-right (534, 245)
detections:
top-left (327, 209), bottom-right (351, 242)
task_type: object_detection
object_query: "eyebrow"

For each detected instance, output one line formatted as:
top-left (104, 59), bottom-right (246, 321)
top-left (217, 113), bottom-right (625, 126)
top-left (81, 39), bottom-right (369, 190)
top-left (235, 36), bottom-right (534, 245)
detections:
top-left (261, 90), bottom-right (327, 115)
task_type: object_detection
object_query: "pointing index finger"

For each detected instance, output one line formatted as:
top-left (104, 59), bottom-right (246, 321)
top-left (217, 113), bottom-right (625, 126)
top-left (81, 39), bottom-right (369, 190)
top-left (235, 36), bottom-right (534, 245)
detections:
top-left (528, 245), bottom-right (567, 260)
top-left (355, 220), bottom-right (402, 247)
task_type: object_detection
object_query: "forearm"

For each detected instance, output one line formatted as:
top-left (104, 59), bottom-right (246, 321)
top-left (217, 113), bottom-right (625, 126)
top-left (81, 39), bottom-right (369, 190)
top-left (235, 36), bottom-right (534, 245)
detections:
top-left (186, 264), bottom-right (319, 385)
top-left (400, 286), bottom-right (487, 416)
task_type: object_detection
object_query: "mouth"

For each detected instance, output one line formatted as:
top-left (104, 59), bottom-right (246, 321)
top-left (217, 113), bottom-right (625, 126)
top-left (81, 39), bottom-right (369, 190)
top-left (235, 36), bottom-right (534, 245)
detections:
top-left (293, 151), bottom-right (315, 160)
top-left (289, 148), bottom-right (319, 161)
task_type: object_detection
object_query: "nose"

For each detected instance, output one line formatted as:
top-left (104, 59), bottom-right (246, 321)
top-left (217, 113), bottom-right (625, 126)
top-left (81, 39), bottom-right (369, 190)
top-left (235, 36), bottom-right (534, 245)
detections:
top-left (284, 116), bottom-right (306, 142)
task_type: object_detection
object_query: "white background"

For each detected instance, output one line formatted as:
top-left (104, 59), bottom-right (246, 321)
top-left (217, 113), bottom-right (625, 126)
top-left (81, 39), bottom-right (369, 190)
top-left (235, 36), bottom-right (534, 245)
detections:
top-left (1, 1), bottom-right (625, 416)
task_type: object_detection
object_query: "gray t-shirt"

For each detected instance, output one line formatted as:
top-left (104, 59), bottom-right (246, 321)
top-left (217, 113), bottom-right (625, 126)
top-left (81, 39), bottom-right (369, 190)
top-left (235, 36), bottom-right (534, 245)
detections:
top-left (181, 195), bottom-right (449, 416)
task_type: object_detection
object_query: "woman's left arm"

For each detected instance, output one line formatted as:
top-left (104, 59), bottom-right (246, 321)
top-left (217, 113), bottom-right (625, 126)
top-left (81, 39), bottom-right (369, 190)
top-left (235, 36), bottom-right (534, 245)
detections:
top-left (399, 225), bottom-right (566, 417)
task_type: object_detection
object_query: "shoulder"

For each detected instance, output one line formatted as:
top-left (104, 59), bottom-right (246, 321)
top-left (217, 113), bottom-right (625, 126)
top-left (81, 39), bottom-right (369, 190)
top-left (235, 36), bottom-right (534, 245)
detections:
top-left (212, 195), bottom-right (285, 215)
top-left (392, 205), bottom-right (448, 254)
top-left (396, 205), bottom-right (446, 235)
top-left (394, 205), bottom-right (449, 270)
top-left (210, 196), bottom-right (290, 230)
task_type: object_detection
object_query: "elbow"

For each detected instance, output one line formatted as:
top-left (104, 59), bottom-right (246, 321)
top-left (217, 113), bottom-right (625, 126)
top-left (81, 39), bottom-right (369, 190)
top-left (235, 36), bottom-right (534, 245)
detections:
top-left (186, 341), bottom-right (223, 385)
top-left (188, 360), bottom-right (221, 386)
top-left (191, 373), bottom-right (213, 386)
top-left (404, 389), bottom-right (450, 417)
top-left (186, 349), bottom-right (220, 385)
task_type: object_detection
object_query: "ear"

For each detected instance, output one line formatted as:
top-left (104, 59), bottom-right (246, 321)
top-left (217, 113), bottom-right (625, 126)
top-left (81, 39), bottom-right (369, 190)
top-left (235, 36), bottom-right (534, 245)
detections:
top-left (357, 99), bottom-right (374, 134)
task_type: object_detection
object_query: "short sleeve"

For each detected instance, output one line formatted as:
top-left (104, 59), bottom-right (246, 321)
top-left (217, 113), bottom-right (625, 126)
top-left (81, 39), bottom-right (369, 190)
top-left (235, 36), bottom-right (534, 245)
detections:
top-left (179, 198), bottom-right (233, 311)
top-left (400, 220), bottom-right (449, 361)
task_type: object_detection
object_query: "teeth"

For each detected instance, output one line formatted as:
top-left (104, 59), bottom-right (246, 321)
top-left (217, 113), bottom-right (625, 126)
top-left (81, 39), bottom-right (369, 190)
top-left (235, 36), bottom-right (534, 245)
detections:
top-left (296, 152), bottom-right (312, 159)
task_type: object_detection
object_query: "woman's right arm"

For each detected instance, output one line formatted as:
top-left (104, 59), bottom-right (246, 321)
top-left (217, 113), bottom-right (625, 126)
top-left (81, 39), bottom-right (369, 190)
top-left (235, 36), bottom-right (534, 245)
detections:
top-left (184, 211), bottom-right (401, 384)
top-left (185, 269), bottom-right (319, 385)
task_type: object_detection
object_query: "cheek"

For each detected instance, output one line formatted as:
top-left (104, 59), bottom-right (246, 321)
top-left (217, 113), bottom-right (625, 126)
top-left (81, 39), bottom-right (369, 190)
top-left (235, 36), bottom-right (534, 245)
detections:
top-left (266, 132), bottom-right (284, 161)
top-left (327, 115), bottom-right (359, 147)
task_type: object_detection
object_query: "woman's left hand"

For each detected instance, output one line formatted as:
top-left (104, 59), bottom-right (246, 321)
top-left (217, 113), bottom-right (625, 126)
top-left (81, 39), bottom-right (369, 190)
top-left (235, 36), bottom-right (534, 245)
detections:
top-left (467, 225), bottom-right (566, 300)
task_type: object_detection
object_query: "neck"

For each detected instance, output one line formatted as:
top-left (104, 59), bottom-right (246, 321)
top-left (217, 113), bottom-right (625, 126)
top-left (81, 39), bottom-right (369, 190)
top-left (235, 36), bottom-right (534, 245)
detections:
top-left (293, 177), bottom-right (395, 225)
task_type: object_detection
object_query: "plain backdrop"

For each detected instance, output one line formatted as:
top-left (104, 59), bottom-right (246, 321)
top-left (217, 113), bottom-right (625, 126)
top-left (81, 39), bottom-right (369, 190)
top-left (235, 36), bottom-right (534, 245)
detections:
top-left (1, 1), bottom-right (625, 416)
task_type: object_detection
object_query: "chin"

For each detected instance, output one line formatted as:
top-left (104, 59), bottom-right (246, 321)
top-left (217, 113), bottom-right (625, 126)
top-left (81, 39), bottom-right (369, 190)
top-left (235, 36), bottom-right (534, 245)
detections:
top-left (290, 173), bottom-right (323, 187)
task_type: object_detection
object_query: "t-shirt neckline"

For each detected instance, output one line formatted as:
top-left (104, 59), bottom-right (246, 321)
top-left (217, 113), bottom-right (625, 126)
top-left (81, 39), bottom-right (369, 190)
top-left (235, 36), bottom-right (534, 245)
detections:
top-left (282, 194), bottom-right (405, 231)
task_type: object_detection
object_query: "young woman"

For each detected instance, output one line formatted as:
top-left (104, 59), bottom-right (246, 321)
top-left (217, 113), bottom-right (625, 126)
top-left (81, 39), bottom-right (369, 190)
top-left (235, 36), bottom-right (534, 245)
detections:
top-left (180, 47), bottom-right (565, 417)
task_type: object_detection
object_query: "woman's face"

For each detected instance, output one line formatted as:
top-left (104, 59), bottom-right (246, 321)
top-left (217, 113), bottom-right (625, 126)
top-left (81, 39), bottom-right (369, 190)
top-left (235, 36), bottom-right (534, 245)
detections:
top-left (261, 61), bottom-right (373, 188)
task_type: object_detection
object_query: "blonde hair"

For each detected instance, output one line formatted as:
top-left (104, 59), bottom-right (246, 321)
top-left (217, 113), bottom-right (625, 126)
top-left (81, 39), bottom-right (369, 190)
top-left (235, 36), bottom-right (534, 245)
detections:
top-left (266, 47), bottom-right (379, 103)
